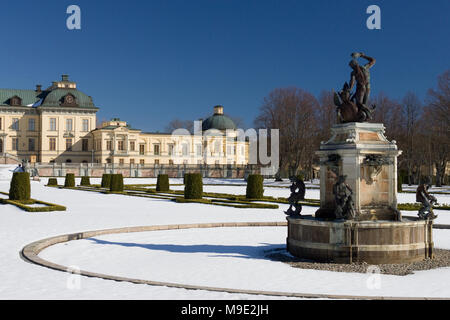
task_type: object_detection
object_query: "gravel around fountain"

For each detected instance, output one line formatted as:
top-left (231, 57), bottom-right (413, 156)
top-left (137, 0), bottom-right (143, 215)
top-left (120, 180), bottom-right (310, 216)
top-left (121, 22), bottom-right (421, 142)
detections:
top-left (266, 248), bottom-right (450, 276)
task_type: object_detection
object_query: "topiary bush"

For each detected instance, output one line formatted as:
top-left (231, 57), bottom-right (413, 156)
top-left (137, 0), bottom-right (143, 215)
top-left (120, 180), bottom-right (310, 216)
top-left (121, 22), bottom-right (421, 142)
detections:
top-left (110, 174), bottom-right (124, 192)
top-left (101, 174), bottom-right (112, 188)
top-left (246, 174), bottom-right (264, 199)
top-left (9, 172), bottom-right (31, 201)
top-left (64, 173), bottom-right (75, 188)
top-left (184, 173), bottom-right (203, 199)
top-left (80, 176), bottom-right (91, 186)
top-left (156, 174), bottom-right (170, 192)
top-left (47, 178), bottom-right (58, 186)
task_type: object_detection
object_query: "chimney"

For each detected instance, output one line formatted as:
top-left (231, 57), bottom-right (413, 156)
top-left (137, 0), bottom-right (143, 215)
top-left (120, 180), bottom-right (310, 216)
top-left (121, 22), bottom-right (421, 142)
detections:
top-left (62, 74), bottom-right (69, 81)
top-left (213, 105), bottom-right (224, 115)
top-left (36, 84), bottom-right (42, 93)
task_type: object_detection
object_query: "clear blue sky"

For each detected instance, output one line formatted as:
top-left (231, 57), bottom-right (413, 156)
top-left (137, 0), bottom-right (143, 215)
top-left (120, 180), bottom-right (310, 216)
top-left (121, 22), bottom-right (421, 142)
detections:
top-left (1, 0), bottom-right (448, 131)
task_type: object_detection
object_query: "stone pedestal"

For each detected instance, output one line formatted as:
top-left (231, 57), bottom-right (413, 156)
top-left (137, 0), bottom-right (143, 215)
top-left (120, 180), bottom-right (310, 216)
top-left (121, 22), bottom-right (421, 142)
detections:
top-left (287, 216), bottom-right (434, 264)
top-left (315, 122), bottom-right (402, 221)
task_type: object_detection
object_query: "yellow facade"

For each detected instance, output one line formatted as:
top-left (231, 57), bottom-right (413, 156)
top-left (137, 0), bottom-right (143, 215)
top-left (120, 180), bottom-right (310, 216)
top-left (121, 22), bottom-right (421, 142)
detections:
top-left (0, 76), bottom-right (248, 165)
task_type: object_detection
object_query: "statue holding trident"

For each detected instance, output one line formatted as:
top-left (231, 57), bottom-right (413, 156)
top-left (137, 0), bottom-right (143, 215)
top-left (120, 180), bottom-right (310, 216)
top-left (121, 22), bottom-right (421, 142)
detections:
top-left (334, 52), bottom-right (377, 123)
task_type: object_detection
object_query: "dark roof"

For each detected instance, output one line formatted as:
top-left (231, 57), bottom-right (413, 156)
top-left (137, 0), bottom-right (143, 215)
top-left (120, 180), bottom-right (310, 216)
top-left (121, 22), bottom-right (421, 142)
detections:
top-left (0, 89), bottom-right (41, 106)
top-left (202, 114), bottom-right (236, 131)
top-left (40, 88), bottom-right (97, 109)
top-left (0, 85), bottom-right (97, 110)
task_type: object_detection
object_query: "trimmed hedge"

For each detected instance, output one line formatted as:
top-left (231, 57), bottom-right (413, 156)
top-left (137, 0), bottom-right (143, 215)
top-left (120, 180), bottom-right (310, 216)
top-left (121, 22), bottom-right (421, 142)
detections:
top-left (80, 176), bottom-right (91, 186)
top-left (64, 173), bottom-right (75, 188)
top-left (246, 174), bottom-right (264, 199)
top-left (184, 173), bottom-right (203, 199)
top-left (156, 174), bottom-right (170, 192)
top-left (101, 174), bottom-right (112, 188)
top-left (110, 174), bottom-right (124, 192)
top-left (9, 172), bottom-right (31, 201)
top-left (47, 178), bottom-right (58, 186)
top-left (5, 199), bottom-right (66, 212)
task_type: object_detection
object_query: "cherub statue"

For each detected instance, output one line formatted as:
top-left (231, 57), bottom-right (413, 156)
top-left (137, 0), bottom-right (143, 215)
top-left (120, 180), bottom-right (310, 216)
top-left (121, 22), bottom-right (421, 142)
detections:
top-left (416, 182), bottom-right (438, 220)
top-left (333, 175), bottom-right (356, 220)
top-left (284, 176), bottom-right (306, 217)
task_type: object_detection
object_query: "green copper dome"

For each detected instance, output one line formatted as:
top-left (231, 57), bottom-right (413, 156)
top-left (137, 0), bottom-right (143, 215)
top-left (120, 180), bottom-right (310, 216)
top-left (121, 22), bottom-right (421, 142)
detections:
top-left (41, 88), bottom-right (96, 109)
top-left (202, 105), bottom-right (236, 131)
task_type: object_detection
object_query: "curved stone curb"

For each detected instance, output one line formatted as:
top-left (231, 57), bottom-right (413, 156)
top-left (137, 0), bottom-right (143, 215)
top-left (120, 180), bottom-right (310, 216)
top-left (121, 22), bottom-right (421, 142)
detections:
top-left (21, 222), bottom-right (449, 300)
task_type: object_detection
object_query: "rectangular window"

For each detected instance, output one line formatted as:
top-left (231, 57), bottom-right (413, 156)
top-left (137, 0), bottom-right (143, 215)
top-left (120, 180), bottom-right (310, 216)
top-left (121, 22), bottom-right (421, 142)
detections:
top-left (168, 144), bottom-right (174, 156)
top-left (49, 138), bottom-right (56, 151)
top-left (82, 139), bottom-right (89, 152)
top-left (130, 159), bottom-right (135, 165)
top-left (0, 117), bottom-right (2, 130)
top-left (154, 144), bottom-right (160, 155)
top-left (139, 144), bottom-right (145, 155)
top-left (12, 118), bottom-right (19, 131)
top-left (182, 144), bottom-right (189, 156)
top-left (154, 159), bottom-right (159, 165)
top-left (66, 119), bottom-right (73, 132)
top-left (140, 159), bottom-right (145, 165)
top-left (118, 140), bottom-right (124, 151)
top-left (169, 160), bottom-right (174, 165)
top-left (28, 138), bottom-right (35, 151)
top-left (12, 138), bottom-right (18, 151)
top-left (196, 144), bottom-right (202, 156)
top-left (130, 141), bottom-right (135, 151)
top-left (119, 159), bottom-right (124, 165)
top-left (28, 118), bottom-right (36, 131)
top-left (106, 141), bottom-right (112, 151)
top-left (82, 119), bottom-right (89, 132)
top-left (98, 140), bottom-right (102, 151)
top-left (50, 118), bottom-right (57, 131)
top-left (66, 138), bottom-right (72, 151)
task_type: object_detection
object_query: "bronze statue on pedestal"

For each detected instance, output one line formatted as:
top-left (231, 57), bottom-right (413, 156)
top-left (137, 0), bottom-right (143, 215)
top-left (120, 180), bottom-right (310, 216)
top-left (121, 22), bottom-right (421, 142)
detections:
top-left (334, 52), bottom-right (376, 123)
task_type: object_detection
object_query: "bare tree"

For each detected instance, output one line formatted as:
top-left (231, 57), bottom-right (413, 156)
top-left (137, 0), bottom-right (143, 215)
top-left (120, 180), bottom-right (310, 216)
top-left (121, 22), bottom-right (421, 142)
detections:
top-left (401, 92), bottom-right (423, 185)
top-left (255, 87), bottom-right (320, 178)
top-left (423, 70), bottom-right (450, 186)
top-left (165, 119), bottom-right (194, 134)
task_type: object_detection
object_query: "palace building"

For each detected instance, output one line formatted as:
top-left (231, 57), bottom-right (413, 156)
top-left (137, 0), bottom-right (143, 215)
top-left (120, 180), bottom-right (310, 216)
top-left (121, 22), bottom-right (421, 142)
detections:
top-left (0, 75), bottom-right (249, 165)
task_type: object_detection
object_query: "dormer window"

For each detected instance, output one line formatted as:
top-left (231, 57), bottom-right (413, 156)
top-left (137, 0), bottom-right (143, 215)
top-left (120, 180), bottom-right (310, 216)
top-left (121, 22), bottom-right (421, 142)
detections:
top-left (61, 93), bottom-right (77, 106)
top-left (9, 96), bottom-right (22, 106)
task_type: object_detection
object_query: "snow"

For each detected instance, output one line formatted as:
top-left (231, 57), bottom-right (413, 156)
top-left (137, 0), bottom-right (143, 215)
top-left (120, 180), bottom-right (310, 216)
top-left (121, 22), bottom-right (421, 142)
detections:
top-left (39, 227), bottom-right (450, 298)
top-left (0, 165), bottom-right (15, 181)
top-left (0, 166), bottom-right (449, 299)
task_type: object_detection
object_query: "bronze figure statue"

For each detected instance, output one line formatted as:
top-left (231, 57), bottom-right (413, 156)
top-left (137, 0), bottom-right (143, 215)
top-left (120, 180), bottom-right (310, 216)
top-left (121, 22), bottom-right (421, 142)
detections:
top-left (284, 176), bottom-right (306, 217)
top-left (333, 175), bottom-right (356, 220)
top-left (416, 182), bottom-right (438, 220)
top-left (334, 52), bottom-right (376, 123)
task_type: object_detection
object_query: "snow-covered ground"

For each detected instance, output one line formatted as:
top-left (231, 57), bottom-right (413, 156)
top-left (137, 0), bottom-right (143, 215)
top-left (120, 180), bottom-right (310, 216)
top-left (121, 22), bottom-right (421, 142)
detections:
top-left (0, 167), bottom-right (449, 299)
top-left (39, 227), bottom-right (450, 298)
